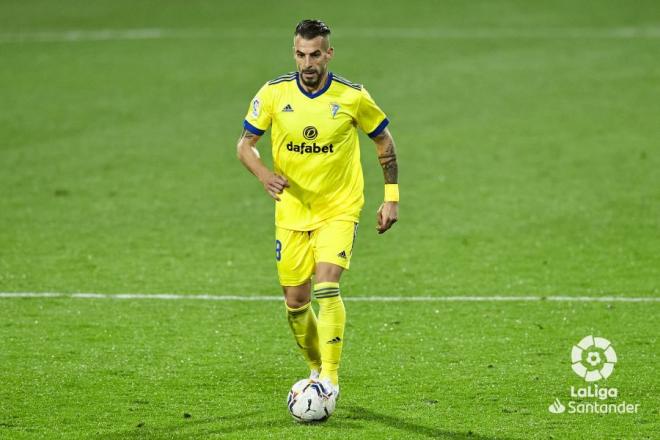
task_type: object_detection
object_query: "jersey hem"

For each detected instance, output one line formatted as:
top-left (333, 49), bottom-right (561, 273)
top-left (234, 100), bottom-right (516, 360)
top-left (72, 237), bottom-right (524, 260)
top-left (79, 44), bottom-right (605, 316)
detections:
top-left (275, 213), bottom-right (360, 232)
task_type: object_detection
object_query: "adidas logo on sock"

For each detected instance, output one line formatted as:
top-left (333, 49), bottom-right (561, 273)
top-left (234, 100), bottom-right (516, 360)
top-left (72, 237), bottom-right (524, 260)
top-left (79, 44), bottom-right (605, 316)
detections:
top-left (327, 336), bottom-right (342, 344)
top-left (282, 104), bottom-right (294, 112)
top-left (337, 250), bottom-right (347, 259)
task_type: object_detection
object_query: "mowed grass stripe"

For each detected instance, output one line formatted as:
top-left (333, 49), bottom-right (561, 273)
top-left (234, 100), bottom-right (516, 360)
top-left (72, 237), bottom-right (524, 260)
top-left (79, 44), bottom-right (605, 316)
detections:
top-left (2, 26), bottom-right (660, 43)
top-left (0, 292), bottom-right (658, 302)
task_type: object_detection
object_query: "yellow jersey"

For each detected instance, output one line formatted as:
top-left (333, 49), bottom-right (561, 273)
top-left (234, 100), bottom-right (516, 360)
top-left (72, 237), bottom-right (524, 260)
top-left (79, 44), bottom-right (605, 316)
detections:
top-left (243, 72), bottom-right (388, 231)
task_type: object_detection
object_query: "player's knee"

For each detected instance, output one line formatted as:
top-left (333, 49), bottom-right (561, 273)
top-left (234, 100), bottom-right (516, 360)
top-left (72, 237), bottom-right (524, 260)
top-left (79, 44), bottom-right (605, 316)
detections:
top-left (285, 297), bottom-right (310, 309)
top-left (283, 284), bottom-right (311, 308)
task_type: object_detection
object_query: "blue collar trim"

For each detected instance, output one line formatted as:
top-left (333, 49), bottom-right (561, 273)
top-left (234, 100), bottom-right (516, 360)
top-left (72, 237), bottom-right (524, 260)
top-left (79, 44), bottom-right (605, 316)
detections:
top-left (296, 72), bottom-right (333, 99)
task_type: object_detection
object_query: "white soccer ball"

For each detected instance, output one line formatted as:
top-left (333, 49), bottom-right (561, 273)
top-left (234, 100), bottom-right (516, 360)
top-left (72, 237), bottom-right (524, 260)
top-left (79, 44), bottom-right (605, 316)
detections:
top-left (287, 378), bottom-right (336, 422)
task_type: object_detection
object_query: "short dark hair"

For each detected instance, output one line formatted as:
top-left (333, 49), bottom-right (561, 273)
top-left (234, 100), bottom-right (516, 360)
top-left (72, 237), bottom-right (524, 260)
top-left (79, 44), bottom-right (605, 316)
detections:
top-left (294, 19), bottom-right (331, 39)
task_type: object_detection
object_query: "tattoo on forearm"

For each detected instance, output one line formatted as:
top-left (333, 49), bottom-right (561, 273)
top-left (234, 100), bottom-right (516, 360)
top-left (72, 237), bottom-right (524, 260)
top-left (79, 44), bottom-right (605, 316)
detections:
top-left (378, 141), bottom-right (398, 184)
top-left (373, 132), bottom-right (389, 142)
top-left (380, 159), bottom-right (398, 184)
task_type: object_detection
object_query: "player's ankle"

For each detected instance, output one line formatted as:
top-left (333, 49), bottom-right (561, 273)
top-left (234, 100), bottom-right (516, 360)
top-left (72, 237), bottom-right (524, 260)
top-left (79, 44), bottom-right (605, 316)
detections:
top-left (319, 372), bottom-right (338, 386)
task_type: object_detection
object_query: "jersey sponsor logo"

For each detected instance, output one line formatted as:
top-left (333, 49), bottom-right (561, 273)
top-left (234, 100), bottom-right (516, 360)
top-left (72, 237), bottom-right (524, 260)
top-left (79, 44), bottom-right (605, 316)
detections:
top-left (251, 98), bottom-right (260, 118)
top-left (330, 103), bottom-right (340, 118)
top-left (303, 126), bottom-right (318, 140)
top-left (282, 104), bottom-right (294, 112)
top-left (286, 141), bottom-right (334, 155)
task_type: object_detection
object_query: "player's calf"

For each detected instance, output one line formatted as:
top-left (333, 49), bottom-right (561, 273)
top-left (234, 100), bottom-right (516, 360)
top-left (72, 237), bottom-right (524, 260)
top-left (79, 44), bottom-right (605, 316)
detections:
top-left (314, 281), bottom-right (346, 386)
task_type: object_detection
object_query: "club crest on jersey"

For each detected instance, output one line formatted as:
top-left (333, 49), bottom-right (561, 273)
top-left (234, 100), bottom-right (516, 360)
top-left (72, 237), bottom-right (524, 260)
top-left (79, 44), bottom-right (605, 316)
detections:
top-left (251, 98), bottom-right (260, 118)
top-left (282, 104), bottom-right (294, 112)
top-left (330, 103), bottom-right (340, 118)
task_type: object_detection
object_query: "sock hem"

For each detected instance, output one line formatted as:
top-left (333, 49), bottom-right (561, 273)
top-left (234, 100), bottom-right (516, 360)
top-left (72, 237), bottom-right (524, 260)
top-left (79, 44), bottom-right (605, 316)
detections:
top-left (285, 301), bottom-right (311, 314)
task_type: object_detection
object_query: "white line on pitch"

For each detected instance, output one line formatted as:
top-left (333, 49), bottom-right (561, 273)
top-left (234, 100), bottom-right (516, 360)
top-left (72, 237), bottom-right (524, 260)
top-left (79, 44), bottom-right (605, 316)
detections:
top-left (1, 26), bottom-right (660, 43)
top-left (0, 292), bottom-right (658, 302)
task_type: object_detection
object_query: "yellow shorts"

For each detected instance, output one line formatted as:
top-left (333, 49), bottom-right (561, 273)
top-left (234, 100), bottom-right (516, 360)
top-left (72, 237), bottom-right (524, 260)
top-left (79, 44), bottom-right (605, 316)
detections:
top-left (275, 220), bottom-right (359, 286)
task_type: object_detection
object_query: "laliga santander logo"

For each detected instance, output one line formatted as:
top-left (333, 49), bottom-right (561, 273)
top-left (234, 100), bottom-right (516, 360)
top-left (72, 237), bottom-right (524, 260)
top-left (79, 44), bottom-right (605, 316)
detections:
top-left (571, 335), bottom-right (617, 382)
top-left (548, 335), bottom-right (639, 415)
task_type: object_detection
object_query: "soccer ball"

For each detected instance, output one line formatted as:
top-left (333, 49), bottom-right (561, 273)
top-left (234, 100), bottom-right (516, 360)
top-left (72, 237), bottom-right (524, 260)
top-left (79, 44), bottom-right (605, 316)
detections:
top-left (287, 378), bottom-right (336, 422)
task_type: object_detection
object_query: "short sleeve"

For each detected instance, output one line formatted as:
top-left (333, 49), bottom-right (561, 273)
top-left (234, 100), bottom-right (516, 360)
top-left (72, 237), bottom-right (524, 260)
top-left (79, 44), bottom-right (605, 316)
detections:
top-left (243, 83), bottom-right (273, 135)
top-left (356, 87), bottom-right (389, 138)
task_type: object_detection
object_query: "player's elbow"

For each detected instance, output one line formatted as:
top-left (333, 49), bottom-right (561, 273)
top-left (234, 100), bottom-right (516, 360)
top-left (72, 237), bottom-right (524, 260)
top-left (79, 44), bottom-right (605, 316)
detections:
top-left (236, 141), bottom-right (260, 163)
top-left (236, 141), bottom-right (247, 161)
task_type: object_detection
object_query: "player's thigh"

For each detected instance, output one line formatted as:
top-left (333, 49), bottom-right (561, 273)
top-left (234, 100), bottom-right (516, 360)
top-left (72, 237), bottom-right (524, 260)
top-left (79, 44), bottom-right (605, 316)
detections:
top-left (315, 262), bottom-right (344, 283)
top-left (276, 227), bottom-right (315, 287)
top-left (312, 220), bottom-right (359, 271)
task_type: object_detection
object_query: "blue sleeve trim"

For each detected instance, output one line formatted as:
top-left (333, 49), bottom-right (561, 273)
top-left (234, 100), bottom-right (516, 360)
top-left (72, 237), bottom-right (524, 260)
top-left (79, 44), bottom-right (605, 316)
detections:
top-left (368, 118), bottom-right (389, 138)
top-left (243, 120), bottom-right (265, 136)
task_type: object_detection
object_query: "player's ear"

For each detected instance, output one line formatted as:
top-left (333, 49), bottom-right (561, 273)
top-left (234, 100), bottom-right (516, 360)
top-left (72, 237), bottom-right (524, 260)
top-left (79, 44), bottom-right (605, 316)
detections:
top-left (327, 46), bottom-right (334, 59)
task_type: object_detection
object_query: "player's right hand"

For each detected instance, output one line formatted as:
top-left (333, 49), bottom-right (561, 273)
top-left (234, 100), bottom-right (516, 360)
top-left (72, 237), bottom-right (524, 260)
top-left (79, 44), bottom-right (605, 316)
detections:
top-left (260, 173), bottom-right (290, 201)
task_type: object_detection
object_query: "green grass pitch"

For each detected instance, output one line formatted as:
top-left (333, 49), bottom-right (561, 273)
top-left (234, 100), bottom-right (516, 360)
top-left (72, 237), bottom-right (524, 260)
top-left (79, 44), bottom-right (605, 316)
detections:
top-left (1, 0), bottom-right (659, 438)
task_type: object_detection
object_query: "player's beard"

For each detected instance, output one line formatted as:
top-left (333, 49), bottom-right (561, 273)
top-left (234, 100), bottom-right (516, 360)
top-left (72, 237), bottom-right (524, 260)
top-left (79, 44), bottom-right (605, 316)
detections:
top-left (300, 67), bottom-right (325, 89)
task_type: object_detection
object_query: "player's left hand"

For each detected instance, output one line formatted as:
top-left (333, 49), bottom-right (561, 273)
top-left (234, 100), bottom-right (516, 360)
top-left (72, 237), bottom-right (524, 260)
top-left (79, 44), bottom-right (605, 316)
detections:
top-left (377, 202), bottom-right (398, 234)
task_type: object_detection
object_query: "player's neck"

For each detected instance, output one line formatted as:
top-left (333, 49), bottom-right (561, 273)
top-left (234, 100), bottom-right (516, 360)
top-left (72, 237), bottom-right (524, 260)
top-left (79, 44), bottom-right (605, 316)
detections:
top-left (300, 71), bottom-right (329, 95)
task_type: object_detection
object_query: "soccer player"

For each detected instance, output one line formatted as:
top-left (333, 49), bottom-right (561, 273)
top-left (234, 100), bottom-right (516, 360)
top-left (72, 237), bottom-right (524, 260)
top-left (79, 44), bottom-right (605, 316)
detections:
top-left (236, 19), bottom-right (399, 397)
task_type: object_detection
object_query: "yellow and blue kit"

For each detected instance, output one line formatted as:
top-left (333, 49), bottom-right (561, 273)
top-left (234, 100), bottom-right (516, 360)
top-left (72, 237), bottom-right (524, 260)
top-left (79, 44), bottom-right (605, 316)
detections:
top-left (243, 72), bottom-right (388, 285)
top-left (243, 70), bottom-right (389, 385)
top-left (243, 71), bottom-right (388, 231)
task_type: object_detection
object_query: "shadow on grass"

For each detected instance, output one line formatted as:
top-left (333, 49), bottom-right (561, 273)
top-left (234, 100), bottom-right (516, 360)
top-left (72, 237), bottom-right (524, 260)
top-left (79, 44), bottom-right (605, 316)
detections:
top-left (345, 405), bottom-right (514, 439)
top-left (96, 406), bottom-right (513, 439)
top-left (94, 410), bottom-right (266, 439)
top-left (95, 409), bottom-right (364, 439)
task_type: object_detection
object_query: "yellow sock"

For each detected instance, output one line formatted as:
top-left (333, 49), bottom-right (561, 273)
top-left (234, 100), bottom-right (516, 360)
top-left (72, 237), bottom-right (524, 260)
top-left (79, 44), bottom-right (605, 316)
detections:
top-left (285, 301), bottom-right (321, 372)
top-left (314, 282), bottom-right (345, 385)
